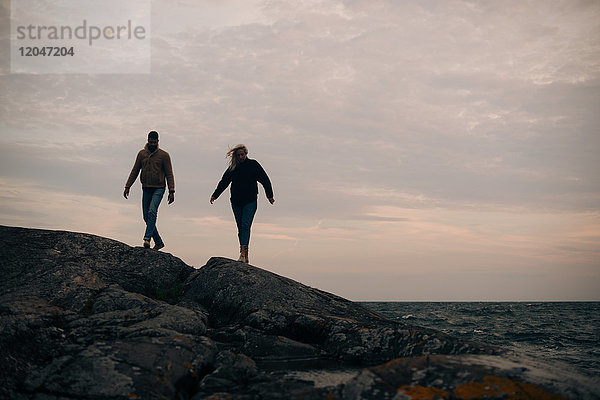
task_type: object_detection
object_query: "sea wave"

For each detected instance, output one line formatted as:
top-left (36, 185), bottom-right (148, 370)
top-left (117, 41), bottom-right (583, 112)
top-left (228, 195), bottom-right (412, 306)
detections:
top-left (361, 301), bottom-right (600, 378)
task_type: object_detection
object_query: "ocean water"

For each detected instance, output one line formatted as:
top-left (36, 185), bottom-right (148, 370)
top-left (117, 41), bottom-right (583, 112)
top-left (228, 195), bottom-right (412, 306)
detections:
top-left (361, 302), bottom-right (600, 379)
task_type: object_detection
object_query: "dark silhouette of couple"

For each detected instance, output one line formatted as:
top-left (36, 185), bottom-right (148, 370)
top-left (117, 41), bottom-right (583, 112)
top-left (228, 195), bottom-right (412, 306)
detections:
top-left (124, 131), bottom-right (274, 263)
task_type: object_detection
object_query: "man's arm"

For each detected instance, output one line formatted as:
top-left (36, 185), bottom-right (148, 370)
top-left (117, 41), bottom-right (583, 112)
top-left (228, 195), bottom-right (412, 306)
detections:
top-left (124, 152), bottom-right (143, 199)
top-left (163, 152), bottom-right (175, 204)
top-left (163, 152), bottom-right (175, 193)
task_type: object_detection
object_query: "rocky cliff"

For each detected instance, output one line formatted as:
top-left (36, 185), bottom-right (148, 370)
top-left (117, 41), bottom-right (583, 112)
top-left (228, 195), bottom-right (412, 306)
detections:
top-left (1, 226), bottom-right (597, 399)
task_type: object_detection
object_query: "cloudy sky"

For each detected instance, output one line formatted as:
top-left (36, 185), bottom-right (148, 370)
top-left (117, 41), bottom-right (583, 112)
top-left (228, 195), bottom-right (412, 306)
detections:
top-left (1, 0), bottom-right (599, 301)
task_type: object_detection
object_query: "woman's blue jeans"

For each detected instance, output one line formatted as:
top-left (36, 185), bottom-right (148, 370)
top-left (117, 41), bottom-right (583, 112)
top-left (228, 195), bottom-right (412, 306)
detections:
top-left (142, 187), bottom-right (165, 244)
top-left (232, 201), bottom-right (257, 247)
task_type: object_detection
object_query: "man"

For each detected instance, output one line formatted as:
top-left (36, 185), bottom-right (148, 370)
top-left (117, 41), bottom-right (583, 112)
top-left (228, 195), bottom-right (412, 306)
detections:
top-left (124, 130), bottom-right (175, 249)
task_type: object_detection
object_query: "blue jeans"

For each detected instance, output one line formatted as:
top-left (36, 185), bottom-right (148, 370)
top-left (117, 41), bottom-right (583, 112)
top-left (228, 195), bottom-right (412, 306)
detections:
top-left (232, 201), bottom-right (257, 247)
top-left (142, 187), bottom-right (165, 244)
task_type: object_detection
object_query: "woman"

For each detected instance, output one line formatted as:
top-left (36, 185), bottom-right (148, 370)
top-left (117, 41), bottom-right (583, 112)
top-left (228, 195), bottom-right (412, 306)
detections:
top-left (210, 144), bottom-right (275, 263)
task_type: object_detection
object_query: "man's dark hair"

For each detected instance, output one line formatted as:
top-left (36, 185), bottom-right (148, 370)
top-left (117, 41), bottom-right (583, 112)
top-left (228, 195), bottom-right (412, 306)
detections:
top-left (148, 131), bottom-right (159, 140)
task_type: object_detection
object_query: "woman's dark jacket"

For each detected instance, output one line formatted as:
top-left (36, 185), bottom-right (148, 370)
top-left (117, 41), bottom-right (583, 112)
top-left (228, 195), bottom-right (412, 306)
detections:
top-left (212, 159), bottom-right (274, 206)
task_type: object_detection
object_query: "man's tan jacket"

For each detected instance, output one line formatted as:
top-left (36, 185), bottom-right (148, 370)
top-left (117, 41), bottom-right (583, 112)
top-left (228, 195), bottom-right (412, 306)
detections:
top-left (125, 145), bottom-right (175, 192)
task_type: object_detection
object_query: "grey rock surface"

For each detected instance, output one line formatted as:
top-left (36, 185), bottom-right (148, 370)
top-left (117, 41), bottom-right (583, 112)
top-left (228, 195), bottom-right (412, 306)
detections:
top-left (1, 226), bottom-right (596, 399)
top-left (183, 257), bottom-right (498, 365)
top-left (1, 226), bottom-right (213, 400)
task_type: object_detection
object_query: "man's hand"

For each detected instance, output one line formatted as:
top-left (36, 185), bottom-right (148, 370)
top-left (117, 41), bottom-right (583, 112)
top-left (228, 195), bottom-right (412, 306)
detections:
top-left (168, 192), bottom-right (175, 204)
top-left (123, 187), bottom-right (130, 199)
top-left (210, 196), bottom-right (216, 204)
top-left (268, 197), bottom-right (275, 204)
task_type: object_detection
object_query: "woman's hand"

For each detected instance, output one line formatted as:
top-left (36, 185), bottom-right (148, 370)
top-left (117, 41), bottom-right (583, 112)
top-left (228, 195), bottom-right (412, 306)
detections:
top-left (268, 198), bottom-right (275, 204)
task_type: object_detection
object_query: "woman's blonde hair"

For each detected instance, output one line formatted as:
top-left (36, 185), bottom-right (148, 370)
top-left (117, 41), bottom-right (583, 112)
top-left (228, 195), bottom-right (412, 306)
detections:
top-left (226, 144), bottom-right (248, 171)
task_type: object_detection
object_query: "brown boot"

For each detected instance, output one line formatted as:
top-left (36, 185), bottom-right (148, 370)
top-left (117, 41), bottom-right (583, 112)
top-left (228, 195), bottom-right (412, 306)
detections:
top-left (237, 246), bottom-right (245, 262)
top-left (237, 246), bottom-right (248, 263)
